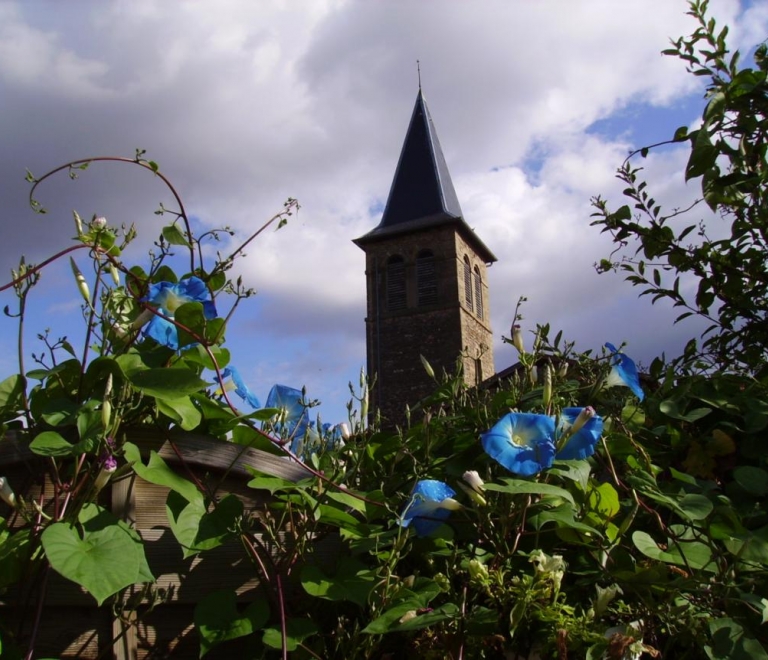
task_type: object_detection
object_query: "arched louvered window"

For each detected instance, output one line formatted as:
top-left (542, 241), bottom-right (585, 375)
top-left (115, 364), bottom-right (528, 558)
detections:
top-left (473, 266), bottom-right (483, 320)
top-left (386, 255), bottom-right (406, 311)
top-left (463, 256), bottom-right (473, 312)
top-left (416, 249), bottom-right (437, 307)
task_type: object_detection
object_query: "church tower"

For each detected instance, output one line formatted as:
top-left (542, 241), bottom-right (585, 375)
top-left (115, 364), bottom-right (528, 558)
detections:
top-left (354, 89), bottom-right (496, 424)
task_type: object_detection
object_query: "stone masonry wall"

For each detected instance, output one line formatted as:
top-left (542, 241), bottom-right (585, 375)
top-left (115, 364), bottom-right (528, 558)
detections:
top-left (361, 224), bottom-right (495, 425)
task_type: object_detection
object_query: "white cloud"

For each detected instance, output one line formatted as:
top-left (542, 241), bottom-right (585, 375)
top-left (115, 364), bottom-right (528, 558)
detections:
top-left (0, 0), bottom-right (764, 422)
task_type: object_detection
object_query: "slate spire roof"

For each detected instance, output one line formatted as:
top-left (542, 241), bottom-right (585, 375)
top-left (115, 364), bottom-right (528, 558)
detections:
top-left (354, 89), bottom-right (496, 263)
top-left (380, 88), bottom-right (463, 226)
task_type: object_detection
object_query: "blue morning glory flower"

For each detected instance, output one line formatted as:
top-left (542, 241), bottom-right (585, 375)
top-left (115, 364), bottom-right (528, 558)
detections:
top-left (219, 366), bottom-right (261, 409)
top-left (556, 407), bottom-right (604, 460)
top-left (481, 412), bottom-right (556, 477)
top-left (604, 342), bottom-right (644, 401)
top-left (400, 480), bottom-right (460, 537)
top-left (142, 277), bottom-right (217, 350)
top-left (266, 384), bottom-right (309, 444)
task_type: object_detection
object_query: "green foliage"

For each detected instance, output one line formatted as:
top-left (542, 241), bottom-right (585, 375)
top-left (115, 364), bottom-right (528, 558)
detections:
top-left (1, 5), bottom-right (767, 656)
top-left (194, 590), bottom-right (269, 657)
top-left (591, 0), bottom-right (768, 374)
top-left (41, 504), bottom-right (153, 606)
top-left (0, 153), bottom-right (301, 656)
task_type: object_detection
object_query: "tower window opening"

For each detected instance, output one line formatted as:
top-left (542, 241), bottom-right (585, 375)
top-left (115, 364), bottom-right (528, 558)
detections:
top-left (417, 249), bottom-right (437, 306)
top-left (386, 255), bottom-right (406, 311)
top-left (463, 256), bottom-right (473, 312)
top-left (473, 266), bottom-right (483, 319)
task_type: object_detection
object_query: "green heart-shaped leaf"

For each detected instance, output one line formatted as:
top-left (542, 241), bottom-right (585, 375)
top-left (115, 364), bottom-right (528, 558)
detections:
top-left (42, 514), bottom-right (142, 605)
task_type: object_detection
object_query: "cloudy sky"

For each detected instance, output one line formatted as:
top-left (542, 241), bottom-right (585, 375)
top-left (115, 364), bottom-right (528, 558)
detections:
top-left (0, 0), bottom-right (766, 424)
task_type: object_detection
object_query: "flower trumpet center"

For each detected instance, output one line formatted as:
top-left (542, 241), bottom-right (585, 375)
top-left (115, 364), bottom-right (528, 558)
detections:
top-left (510, 429), bottom-right (536, 448)
top-left (160, 289), bottom-right (187, 313)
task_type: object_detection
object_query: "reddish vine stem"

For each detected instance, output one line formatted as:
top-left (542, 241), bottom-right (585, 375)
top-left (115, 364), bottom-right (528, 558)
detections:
top-left (24, 563), bottom-right (50, 660)
top-left (0, 244), bottom-right (93, 293)
top-left (28, 156), bottom-right (195, 272)
top-left (277, 574), bottom-right (288, 660)
top-left (240, 533), bottom-right (272, 585)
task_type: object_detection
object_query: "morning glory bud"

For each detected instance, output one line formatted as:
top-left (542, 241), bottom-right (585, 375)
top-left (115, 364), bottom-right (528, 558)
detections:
top-left (458, 482), bottom-right (487, 507)
top-left (0, 477), bottom-right (17, 508)
top-left (108, 263), bottom-right (120, 286)
top-left (438, 497), bottom-right (463, 511)
top-left (102, 401), bottom-right (112, 432)
top-left (338, 423), bottom-right (350, 440)
top-left (420, 354), bottom-right (435, 379)
top-left (69, 257), bottom-right (91, 305)
top-left (91, 215), bottom-right (107, 230)
top-left (102, 374), bottom-right (113, 430)
top-left (570, 406), bottom-right (596, 436)
top-left (542, 363), bottom-right (553, 408)
top-left (93, 455), bottom-right (117, 494)
top-left (360, 383), bottom-right (369, 425)
top-left (462, 470), bottom-right (485, 493)
top-left (528, 364), bottom-right (538, 387)
top-left (130, 308), bottom-right (154, 330)
top-left (398, 610), bottom-right (418, 624)
top-left (511, 324), bottom-right (524, 354)
top-left (73, 210), bottom-right (84, 237)
top-left (558, 361), bottom-right (569, 379)
top-left (110, 322), bottom-right (128, 340)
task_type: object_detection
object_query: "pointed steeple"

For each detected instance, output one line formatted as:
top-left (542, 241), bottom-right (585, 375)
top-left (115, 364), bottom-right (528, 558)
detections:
top-left (355, 89), bottom-right (495, 264)
top-left (380, 89), bottom-right (463, 227)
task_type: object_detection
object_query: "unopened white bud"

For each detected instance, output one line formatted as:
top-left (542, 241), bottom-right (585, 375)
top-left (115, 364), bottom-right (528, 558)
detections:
top-left (570, 406), bottom-right (596, 436)
top-left (360, 384), bottom-right (369, 424)
top-left (111, 323), bottom-right (129, 339)
top-left (438, 497), bottom-right (463, 512)
top-left (93, 456), bottom-right (117, 494)
top-left (542, 363), bottom-right (553, 408)
top-left (131, 308), bottom-right (154, 330)
top-left (462, 470), bottom-right (485, 493)
top-left (102, 374), bottom-right (113, 429)
top-left (458, 482), bottom-right (487, 507)
top-left (69, 257), bottom-right (91, 305)
top-left (102, 401), bottom-right (112, 431)
top-left (399, 610), bottom-right (418, 624)
top-left (420, 354), bottom-right (435, 379)
top-left (512, 325), bottom-right (524, 354)
top-left (92, 216), bottom-right (107, 230)
top-left (73, 210), bottom-right (84, 237)
top-left (0, 477), bottom-right (17, 508)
